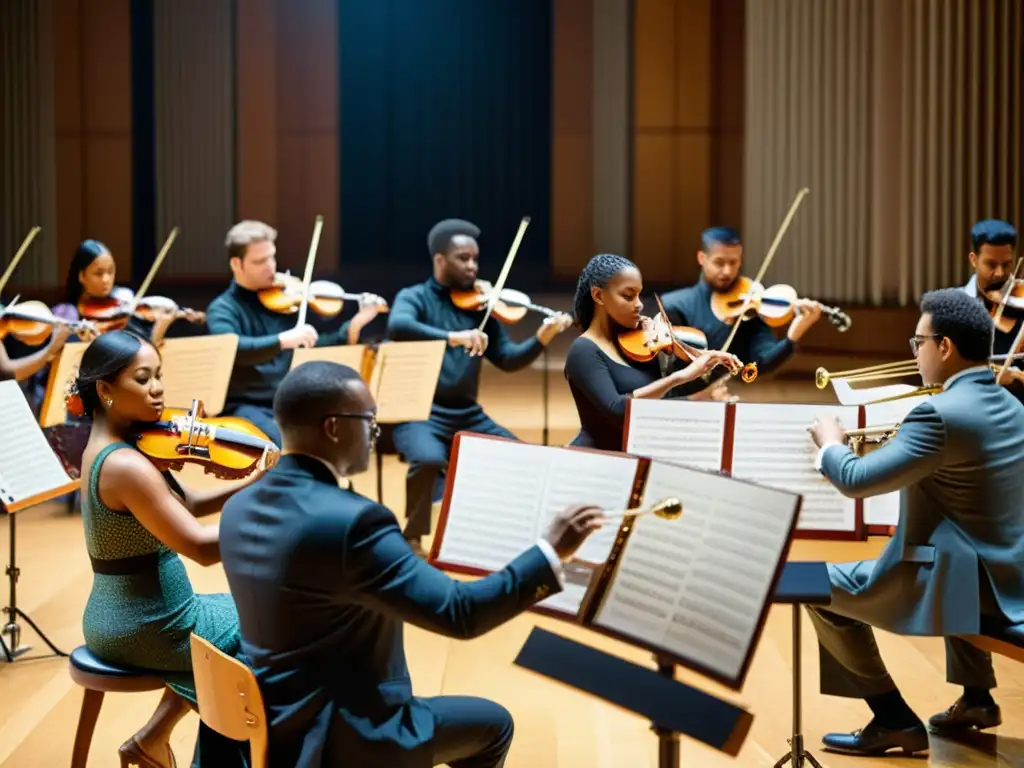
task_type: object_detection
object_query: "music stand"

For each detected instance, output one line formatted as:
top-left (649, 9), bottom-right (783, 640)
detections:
top-left (541, 346), bottom-right (549, 445)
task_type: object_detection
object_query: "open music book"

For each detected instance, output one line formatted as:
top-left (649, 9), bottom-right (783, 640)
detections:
top-left (290, 344), bottom-right (368, 375)
top-left (0, 381), bottom-right (80, 512)
top-left (429, 433), bottom-right (802, 689)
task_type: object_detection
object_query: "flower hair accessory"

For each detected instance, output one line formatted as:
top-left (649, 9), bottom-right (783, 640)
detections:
top-left (64, 376), bottom-right (85, 417)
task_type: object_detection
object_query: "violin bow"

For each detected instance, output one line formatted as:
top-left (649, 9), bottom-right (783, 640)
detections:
top-left (995, 309), bottom-right (1024, 382)
top-left (477, 216), bottom-right (530, 331)
top-left (720, 187), bottom-right (810, 356)
top-left (128, 227), bottom-right (179, 312)
top-left (296, 215), bottom-right (324, 328)
top-left (989, 257), bottom-right (1024, 340)
top-left (0, 226), bottom-right (42, 296)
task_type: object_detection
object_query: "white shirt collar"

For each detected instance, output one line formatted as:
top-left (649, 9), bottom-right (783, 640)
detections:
top-left (284, 451), bottom-right (348, 487)
top-left (943, 365), bottom-right (991, 390)
top-left (963, 274), bottom-right (978, 298)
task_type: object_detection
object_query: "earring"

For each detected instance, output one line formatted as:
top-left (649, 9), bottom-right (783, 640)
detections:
top-left (104, 398), bottom-right (113, 406)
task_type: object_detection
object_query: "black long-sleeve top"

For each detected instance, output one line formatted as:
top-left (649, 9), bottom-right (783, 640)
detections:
top-left (206, 281), bottom-right (351, 407)
top-left (563, 336), bottom-right (664, 451)
top-left (660, 278), bottom-right (795, 386)
top-left (386, 277), bottom-right (544, 412)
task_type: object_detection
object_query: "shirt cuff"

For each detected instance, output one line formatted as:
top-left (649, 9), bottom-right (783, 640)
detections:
top-left (814, 441), bottom-right (841, 471)
top-left (535, 538), bottom-right (564, 585)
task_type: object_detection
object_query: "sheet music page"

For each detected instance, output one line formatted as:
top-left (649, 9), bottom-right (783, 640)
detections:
top-left (830, 379), bottom-right (920, 405)
top-left (731, 403), bottom-right (858, 532)
top-left (40, 341), bottom-right (89, 427)
top-left (0, 381), bottom-right (75, 509)
top-left (370, 341), bottom-right (446, 423)
top-left (290, 344), bottom-right (367, 374)
top-left (592, 459), bottom-right (800, 686)
top-left (160, 335), bottom-right (239, 415)
top-left (624, 399), bottom-right (727, 471)
top-left (436, 435), bottom-right (639, 615)
top-left (860, 397), bottom-right (926, 528)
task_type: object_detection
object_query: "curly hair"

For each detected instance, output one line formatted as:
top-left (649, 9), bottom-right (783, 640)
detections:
top-left (572, 253), bottom-right (637, 330)
top-left (71, 330), bottom-right (154, 415)
top-left (920, 287), bottom-right (993, 362)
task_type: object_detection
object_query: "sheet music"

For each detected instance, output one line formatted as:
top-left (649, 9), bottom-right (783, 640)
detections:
top-left (830, 379), bottom-right (920, 405)
top-left (0, 381), bottom-right (77, 511)
top-left (731, 403), bottom-right (858, 532)
top-left (592, 459), bottom-right (800, 686)
top-left (436, 435), bottom-right (640, 614)
top-left (860, 397), bottom-right (927, 528)
top-left (160, 335), bottom-right (239, 415)
top-left (290, 344), bottom-right (367, 375)
top-left (625, 399), bottom-right (727, 471)
top-left (369, 341), bottom-right (446, 423)
top-left (40, 341), bottom-right (88, 427)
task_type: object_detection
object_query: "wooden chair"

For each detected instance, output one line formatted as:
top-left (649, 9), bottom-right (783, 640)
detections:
top-left (189, 634), bottom-right (268, 768)
top-left (964, 620), bottom-right (1024, 664)
top-left (67, 645), bottom-right (166, 768)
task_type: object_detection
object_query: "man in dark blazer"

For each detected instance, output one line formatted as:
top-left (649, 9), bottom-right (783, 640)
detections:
top-left (219, 360), bottom-right (604, 767)
top-left (807, 288), bottom-right (1024, 757)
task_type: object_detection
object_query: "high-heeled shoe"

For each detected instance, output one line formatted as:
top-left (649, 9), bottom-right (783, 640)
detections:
top-left (118, 737), bottom-right (177, 768)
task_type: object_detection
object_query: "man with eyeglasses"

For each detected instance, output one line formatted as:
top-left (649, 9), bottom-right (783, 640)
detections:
top-left (218, 360), bottom-right (604, 768)
top-left (802, 288), bottom-right (1024, 758)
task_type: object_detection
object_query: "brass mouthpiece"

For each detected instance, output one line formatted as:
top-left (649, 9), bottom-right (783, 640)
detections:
top-left (814, 367), bottom-right (830, 389)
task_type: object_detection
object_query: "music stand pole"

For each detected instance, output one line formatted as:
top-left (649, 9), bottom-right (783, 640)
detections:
top-left (542, 346), bottom-right (550, 446)
top-left (773, 606), bottom-right (822, 767)
top-left (654, 657), bottom-right (680, 768)
top-left (2, 510), bottom-right (67, 662)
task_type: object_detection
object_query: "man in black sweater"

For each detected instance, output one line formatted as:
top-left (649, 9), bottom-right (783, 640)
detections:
top-left (386, 218), bottom-right (572, 553)
top-left (206, 220), bottom-right (385, 445)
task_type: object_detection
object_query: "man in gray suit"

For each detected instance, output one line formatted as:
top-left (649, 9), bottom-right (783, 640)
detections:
top-left (807, 287), bottom-right (1024, 757)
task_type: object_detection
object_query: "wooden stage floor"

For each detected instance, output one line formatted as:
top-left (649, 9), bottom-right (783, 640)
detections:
top-left (1, 366), bottom-right (1023, 767)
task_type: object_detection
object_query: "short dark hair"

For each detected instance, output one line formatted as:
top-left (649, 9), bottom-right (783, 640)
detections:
top-left (919, 287), bottom-right (993, 362)
top-left (428, 219), bottom-right (480, 257)
top-left (65, 239), bottom-right (110, 304)
top-left (274, 361), bottom-right (364, 433)
top-left (971, 219), bottom-right (1017, 252)
top-left (701, 226), bottom-right (741, 252)
top-left (572, 253), bottom-right (637, 330)
top-left (74, 330), bottom-right (154, 414)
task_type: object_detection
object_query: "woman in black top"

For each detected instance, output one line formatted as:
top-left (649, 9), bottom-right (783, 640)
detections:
top-left (563, 254), bottom-right (740, 450)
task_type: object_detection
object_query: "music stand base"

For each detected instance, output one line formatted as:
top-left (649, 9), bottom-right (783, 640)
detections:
top-left (773, 736), bottom-right (823, 768)
top-left (773, 604), bottom-right (821, 768)
top-left (4, 512), bottom-right (68, 662)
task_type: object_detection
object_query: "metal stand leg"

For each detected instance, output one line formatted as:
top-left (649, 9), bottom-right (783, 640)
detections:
top-left (774, 605), bottom-right (822, 767)
top-left (376, 451), bottom-right (384, 503)
top-left (541, 347), bottom-right (550, 446)
top-left (2, 512), bottom-right (67, 662)
top-left (653, 657), bottom-right (680, 768)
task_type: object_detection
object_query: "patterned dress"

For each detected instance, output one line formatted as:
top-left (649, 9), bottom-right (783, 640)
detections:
top-left (81, 441), bottom-right (241, 703)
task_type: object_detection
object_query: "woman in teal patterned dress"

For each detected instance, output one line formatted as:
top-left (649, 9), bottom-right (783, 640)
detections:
top-left (73, 330), bottom-right (271, 767)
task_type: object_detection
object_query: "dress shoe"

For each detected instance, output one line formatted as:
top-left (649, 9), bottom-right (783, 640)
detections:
top-left (929, 697), bottom-right (1001, 731)
top-left (822, 720), bottom-right (929, 756)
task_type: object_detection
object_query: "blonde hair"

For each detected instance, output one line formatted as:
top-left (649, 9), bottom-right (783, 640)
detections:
top-left (225, 220), bottom-right (277, 261)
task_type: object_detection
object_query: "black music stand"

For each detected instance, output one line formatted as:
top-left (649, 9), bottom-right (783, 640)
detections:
top-left (770, 561), bottom-right (832, 768)
top-left (541, 346), bottom-right (549, 445)
top-left (514, 628), bottom-right (752, 767)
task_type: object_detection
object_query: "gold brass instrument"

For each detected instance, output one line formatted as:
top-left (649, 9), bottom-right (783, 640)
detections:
top-left (604, 497), bottom-right (683, 523)
top-left (859, 384), bottom-right (943, 404)
top-left (814, 359), bottom-right (919, 389)
top-left (844, 424), bottom-right (901, 455)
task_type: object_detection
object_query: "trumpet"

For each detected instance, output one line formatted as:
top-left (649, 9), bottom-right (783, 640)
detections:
top-left (604, 497), bottom-right (684, 522)
top-left (844, 423), bottom-right (901, 454)
top-left (814, 359), bottom-right (920, 389)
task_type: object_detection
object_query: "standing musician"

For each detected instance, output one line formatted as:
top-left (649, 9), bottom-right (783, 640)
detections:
top-left (219, 361), bottom-right (604, 768)
top-left (563, 254), bottom-right (741, 451)
top-left (206, 220), bottom-right (386, 446)
top-left (805, 288), bottom-right (1024, 757)
top-left (660, 226), bottom-right (823, 396)
top-left (386, 218), bottom-right (572, 553)
top-left (960, 218), bottom-right (1021, 396)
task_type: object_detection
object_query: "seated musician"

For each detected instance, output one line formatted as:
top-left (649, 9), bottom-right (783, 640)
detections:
top-left (218, 360), bottom-right (603, 768)
top-left (660, 226), bottom-right (823, 395)
top-left (960, 218), bottom-right (1022, 398)
top-left (386, 218), bottom-right (572, 553)
top-left (805, 288), bottom-right (1024, 757)
top-left (206, 220), bottom-right (385, 446)
top-left (563, 254), bottom-right (741, 451)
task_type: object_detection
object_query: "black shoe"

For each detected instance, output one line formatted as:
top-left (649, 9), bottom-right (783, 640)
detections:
top-left (822, 721), bottom-right (929, 756)
top-left (929, 697), bottom-right (1001, 731)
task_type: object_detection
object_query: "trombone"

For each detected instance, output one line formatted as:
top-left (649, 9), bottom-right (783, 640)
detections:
top-left (844, 423), bottom-right (901, 453)
top-left (814, 359), bottom-right (919, 389)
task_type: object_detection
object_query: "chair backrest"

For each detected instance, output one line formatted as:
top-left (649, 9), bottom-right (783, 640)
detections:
top-left (189, 634), bottom-right (268, 768)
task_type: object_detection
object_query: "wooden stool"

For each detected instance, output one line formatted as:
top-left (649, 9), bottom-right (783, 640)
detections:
top-left (190, 634), bottom-right (268, 768)
top-left (67, 645), bottom-right (166, 768)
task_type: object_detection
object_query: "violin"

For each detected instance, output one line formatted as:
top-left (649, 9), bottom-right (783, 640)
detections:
top-left (981, 278), bottom-right (1024, 334)
top-left (617, 295), bottom-right (758, 382)
top-left (0, 299), bottom-right (97, 345)
top-left (710, 277), bottom-right (851, 331)
top-left (129, 399), bottom-right (279, 481)
top-left (258, 272), bottom-right (388, 317)
top-left (450, 281), bottom-right (567, 325)
top-left (77, 295), bottom-right (205, 334)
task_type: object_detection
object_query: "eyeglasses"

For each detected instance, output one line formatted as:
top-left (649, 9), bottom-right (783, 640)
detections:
top-left (909, 334), bottom-right (943, 356)
top-left (323, 412), bottom-right (380, 442)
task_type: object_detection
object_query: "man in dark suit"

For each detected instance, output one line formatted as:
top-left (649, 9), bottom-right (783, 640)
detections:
top-left (806, 288), bottom-right (1024, 757)
top-left (219, 360), bottom-right (604, 767)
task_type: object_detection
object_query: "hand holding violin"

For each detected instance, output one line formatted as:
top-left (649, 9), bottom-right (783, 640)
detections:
top-left (536, 311), bottom-right (573, 345)
top-left (672, 350), bottom-right (744, 385)
top-left (786, 299), bottom-right (823, 342)
top-left (279, 324), bottom-right (319, 350)
top-left (448, 328), bottom-right (488, 356)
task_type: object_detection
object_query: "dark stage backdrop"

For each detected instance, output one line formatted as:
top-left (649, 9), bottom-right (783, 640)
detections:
top-left (338, 0), bottom-right (552, 289)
